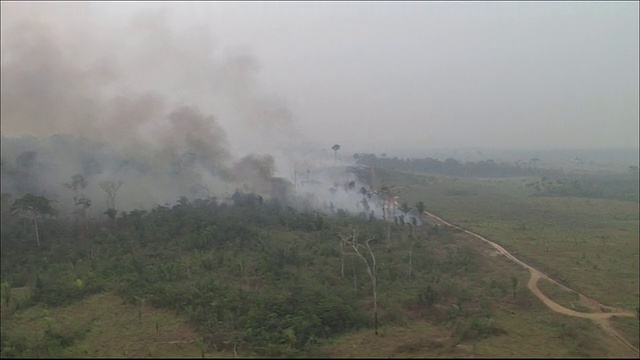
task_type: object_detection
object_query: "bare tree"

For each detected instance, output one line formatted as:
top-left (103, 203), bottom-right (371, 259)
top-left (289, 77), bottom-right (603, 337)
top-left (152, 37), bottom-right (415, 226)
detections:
top-left (64, 174), bottom-right (91, 235)
top-left (65, 174), bottom-right (87, 201)
top-left (10, 193), bottom-right (56, 247)
top-left (409, 248), bottom-right (413, 279)
top-left (339, 226), bottom-right (379, 335)
top-left (100, 180), bottom-right (123, 210)
top-left (340, 240), bottom-right (345, 278)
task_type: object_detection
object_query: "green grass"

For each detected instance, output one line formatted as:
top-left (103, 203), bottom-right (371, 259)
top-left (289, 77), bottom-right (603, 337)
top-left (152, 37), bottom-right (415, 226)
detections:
top-left (536, 279), bottom-right (593, 313)
top-left (318, 222), bottom-right (638, 358)
top-left (1, 292), bottom-right (237, 358)
top-left (393, 174), bottom-right (639, 310)
top-left (610, 315), bottom-right (640, 351)
top-left (473, 303), bottom-right (634, 358)
top-left (318, 235), bottom-right (636, 358)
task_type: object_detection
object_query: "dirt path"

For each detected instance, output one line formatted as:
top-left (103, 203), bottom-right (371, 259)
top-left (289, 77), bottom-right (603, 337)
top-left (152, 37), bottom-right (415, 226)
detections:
top-left (423, 211), bottom-right (639, 355)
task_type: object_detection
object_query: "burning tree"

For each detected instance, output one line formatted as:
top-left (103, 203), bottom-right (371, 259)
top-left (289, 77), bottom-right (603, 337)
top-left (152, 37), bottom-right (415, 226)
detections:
top-left (379, 184), bottom-right (404, 222)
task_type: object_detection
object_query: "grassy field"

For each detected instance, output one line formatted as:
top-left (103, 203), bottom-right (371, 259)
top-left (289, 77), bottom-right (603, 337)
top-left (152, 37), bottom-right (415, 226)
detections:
top-left (1, 291), bottom-right (233, 358)
top-left (610, 316), bottom-right (640, 351)
top-left (319, 229), bottom-right (637, 358)
top-left (536, 278), bottom-right (593, 313)
top-left (321, 314), bottom-right (604, 359)
top-left (388, 172), bottom-right (639, 310)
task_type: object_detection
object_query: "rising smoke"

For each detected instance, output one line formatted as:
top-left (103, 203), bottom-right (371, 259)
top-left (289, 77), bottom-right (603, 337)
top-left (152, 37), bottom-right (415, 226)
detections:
top-left (1, 2), bottom-right (416, 224)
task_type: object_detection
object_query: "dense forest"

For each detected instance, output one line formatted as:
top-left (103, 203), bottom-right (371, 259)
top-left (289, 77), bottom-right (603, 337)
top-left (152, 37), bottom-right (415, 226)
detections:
top-left (0, 186), bottom-right (521, 357)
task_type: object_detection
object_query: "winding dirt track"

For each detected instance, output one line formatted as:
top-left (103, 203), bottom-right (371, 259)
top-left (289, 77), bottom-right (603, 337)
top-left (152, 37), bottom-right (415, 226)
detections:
top-left (423, 211), bottom-right (639, 355)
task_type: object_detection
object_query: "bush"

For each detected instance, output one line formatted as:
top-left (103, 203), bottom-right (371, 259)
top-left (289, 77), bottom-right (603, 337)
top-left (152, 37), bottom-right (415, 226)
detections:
top-left (417, 285), bottom-right (438, 308)
top-left (32, 273), bottom-right (84, 307)
top-left (0, 331), bottom-right (30, 358)
top-left (453, 315), bottom-right (507, 343)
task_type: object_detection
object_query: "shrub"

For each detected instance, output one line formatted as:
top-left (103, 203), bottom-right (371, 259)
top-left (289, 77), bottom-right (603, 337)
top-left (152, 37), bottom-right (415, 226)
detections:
top-left (32, 273), bottom-right (84, 307)
top-left (453, 315), bottom-right (507, 343)
top-left (417, 285), bottom-right (438, 308)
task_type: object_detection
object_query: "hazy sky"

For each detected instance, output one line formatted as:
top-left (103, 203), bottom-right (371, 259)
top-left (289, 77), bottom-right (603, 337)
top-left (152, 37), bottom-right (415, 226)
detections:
top-left (2, 1), bottom-right (638, 155)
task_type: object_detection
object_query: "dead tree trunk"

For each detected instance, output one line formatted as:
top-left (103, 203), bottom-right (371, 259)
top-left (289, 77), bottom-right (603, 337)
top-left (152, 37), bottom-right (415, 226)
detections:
top-left (340, 241), bottom-right (345, 278)
top-left (340, 226), bottom-right (378, 335)
top-left (33, 217), bottom-right (40, 247)
top-left (352, 261), bottom-right (357, 292)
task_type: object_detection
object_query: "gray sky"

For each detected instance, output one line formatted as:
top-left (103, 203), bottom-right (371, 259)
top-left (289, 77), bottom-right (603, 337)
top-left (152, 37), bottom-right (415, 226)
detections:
top-left (1, 1), bottom-right (638, 156)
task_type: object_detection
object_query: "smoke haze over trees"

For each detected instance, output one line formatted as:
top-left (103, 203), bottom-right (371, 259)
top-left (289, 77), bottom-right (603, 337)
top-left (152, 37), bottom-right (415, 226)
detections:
top-left (0, 2), bottom-right (369, 217)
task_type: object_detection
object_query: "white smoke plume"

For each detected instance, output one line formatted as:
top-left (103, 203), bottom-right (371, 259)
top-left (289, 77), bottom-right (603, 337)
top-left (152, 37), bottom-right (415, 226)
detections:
top-left (1, 2), bottom-right (396, 221)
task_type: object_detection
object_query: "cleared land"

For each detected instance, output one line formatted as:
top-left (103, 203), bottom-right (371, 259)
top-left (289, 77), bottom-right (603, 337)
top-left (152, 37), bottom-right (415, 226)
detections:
top-left (393, 173), bottom-right (639, 310)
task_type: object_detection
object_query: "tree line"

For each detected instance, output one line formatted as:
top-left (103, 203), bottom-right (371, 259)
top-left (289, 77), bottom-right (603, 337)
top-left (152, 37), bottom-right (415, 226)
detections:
top-left (353, 153), bottom-right (549, 178)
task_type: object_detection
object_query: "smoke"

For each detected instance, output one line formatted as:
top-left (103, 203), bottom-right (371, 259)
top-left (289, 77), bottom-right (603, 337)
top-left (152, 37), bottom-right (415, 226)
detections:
top-left (0, 3), bottom-right (296, 148)
top-left (1, 2), bottom-right (416, 224)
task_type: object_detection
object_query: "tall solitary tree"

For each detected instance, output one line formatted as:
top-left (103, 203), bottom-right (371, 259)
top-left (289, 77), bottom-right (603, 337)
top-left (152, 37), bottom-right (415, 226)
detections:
top-left (331, 144), bottom-right (340, 165)
top-left (100, 180), bottom-right (123, 213)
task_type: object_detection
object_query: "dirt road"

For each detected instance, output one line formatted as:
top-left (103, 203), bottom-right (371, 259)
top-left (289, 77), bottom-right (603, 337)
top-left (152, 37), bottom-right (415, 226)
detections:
top-left (423, 210), bottom-right (639, 355)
